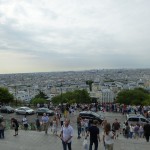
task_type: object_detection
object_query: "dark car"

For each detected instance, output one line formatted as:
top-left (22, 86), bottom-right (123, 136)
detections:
top-left (36, 108), bottom-right (55, 116)
top-left (79, 111), bottom-right (104, 124)
top-left (0, 106), bottom-right (15, 113)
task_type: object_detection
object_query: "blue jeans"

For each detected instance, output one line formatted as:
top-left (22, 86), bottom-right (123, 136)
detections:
top-left (62, 141), bottom-right (72, 150)
top-left (0, 129), bottom-right (4, 138)
top-left (77, 126), bottom-right (81, 138)
top-left (130, 132), bottom-right (133, 138)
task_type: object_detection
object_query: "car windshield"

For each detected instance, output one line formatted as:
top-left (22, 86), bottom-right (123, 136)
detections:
top-left (39, 108), bottom-right (49, 111)
top-left (5, 106), bottom-right (12, 109)
top-left (24, 107), bottom-right (31, 110)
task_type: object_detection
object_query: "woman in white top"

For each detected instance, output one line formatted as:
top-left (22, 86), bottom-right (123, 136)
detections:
top-left (129, 124), bottom-right (134, 138)
top-left (103, 123), bottom-right (115, 150)
top-left (52, 116), bottom-right (58, 135)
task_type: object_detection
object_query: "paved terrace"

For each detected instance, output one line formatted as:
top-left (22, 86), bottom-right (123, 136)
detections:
top-left (0, 129), bottom-right (149, 150)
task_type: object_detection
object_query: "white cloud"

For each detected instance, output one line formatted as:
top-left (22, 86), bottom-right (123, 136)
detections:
top-left (0, 0), bottom-right (150, 73)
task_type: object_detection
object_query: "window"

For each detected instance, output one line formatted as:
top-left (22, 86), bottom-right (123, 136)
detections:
top-left (128, 118), bottom-right (139, 122)
top-left (141, 118), bottom-right (147, 122)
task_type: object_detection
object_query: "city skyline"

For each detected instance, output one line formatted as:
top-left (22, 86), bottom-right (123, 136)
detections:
top-left (0, 0), bottom-right (150, 74)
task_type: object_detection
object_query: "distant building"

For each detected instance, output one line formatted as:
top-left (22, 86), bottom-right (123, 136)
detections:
top-left (101, 89), bottom-right (114, 103)
top-left (16, 91), bottom-right (31, 102)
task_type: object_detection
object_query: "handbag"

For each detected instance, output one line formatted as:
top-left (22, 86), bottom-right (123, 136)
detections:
top-left (83, 139), bottom-right (88, 150)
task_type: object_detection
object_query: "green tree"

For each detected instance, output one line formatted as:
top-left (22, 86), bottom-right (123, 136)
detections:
top-left (52, 89), bottom-right (91, 104)
top-left (0, 87), bottom-right (14, 104)
top-left (116, 88), bottom-right (150, 105)
top-left (34, 90), bottom-right (48, 99)
top-left (30, 98), bottom-right (47, 106)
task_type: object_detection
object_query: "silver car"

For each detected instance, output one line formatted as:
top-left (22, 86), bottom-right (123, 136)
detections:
top-left (126, 114), bottom-right (149, 125)
top-left (15, 107), bottom-right (34, 115)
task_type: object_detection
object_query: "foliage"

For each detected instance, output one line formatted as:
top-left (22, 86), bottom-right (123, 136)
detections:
top-left (0, 87), bottom-right (14, 104)
top-left (116, 88), bottom-right (150, 105)
top-left (52, 89), bottom-right (91, 104)
top-left (34, 90), bottom-right (48, 99)
top-left (86, 80), bottom-right (93, 91)
top-left (30, 98), bottom-right (47, 106)
top-left (30, 91), bottom-right (48, 106)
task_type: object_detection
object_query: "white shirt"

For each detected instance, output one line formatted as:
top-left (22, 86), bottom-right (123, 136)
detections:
top-left (130, 125), bottom-right (134, 132)
top-left (22, 117), bottom-right (28, 124)
top-left (61, 125), bottom-right (74, 143)
top-left (104, 131), bottom-right (114, 145)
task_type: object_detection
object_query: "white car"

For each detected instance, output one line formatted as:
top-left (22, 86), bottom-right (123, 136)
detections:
top-left (15, 107), bottom-right (34, 115)
top-left (126, 114), bottom-right (149, 125)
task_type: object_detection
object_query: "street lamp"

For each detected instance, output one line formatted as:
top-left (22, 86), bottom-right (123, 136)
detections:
top-left (61, 82), bottom-right (62, 103)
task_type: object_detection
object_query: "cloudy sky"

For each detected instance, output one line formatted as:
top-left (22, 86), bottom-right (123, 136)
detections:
top-left (0, 0), bottom-right (150, 74)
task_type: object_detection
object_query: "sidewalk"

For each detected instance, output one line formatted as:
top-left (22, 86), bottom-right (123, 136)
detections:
top-left (0, 130), bottom-right (149, 150)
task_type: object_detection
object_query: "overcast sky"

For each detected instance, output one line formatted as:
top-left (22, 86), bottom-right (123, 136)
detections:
top-left (0, 0), bottom-right (150, 74)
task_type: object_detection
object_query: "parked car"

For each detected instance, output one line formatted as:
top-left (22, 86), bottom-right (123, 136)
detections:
top-left (15, 107), bottom-right (35, 115)
top-left (126, 114), bottom-right (150, 125)
top-left (36, 108), bottom-right (55, 116)
top-left (79, 111), bottom-right (104, 124)
top-left (0, 106), bottom-right (14, 113)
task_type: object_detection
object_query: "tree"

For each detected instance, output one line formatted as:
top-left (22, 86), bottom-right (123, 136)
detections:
top-left (52, 89), bottom-right (91, 104)
top-left (86, 80), bottom-right (93, 91)
top-left (0, 87), bottom-right (14, 104)
top-left (34, 90), bottom-right (48, 99)
top-left (116, 88), bottom-right (150, 105)
top-left (30, 98), bottom-right (47, 106)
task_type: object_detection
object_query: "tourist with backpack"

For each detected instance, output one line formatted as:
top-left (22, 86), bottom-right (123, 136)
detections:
top-left (11, 118), bottom-right (19, 136)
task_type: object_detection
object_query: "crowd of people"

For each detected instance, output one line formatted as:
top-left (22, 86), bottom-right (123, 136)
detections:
top-left (0, 102), bottom-right (150, 150)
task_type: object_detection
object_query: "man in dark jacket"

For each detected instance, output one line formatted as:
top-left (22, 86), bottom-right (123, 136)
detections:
top-left (86, 120), bottom-right (100, 150)
top-left (143, 122), bottom-right (150, 142)
top-left (0, 118), bottom-right (5, 139)
top-left (112, 119), bottom-right (120, 139)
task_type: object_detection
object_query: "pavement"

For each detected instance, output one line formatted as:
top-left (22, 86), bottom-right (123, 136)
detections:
top-left (0, 128), bottom-right (150, 150)
top-left (0, 111), bottom-right (150, 150)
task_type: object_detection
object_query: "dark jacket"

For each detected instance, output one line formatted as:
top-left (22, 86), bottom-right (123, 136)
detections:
top-left (143, 123), bottom-right (150, 135)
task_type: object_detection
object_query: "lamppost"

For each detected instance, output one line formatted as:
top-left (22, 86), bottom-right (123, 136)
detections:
top-left (60, 81), bottom-right (62, 101)
top-left (14, 85), bottom-right (17, 106)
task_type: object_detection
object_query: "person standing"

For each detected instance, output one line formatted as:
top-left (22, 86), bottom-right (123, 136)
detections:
top-left (143, 122), bottom-right (150, 142)
top-left (52, 116), bottom-right (58, 135)
top-left (139, 125), bottom-right (144, 138)
top-left (129, 124), bottom-right (134, 139)
top-left (60, 114), bottom-right (65, 127)
top-left (101, 119), bottom-right (108, 129)
top-left (0, 118), bottom-right (5, 139)
top-left (112, 119), bottom-right (120, 139)
top-left (134, 124), bottom-right (139, 139)
top-left (86, 120), bottom-right (100, 150)
top-left (60, 119), bottom-right (74, 150)
top-left (35, 116), bottom-right (41, 131)
top-left (103, 123), bottom-right (114, 150)
top-left (22, 115), bottom-right (28, 130)
top-left (11, 118), bottom-right (19, 136)
top-left (41, 113), bottom-right (49, 134)
top-left (77, 116), bottom-right (81, 139)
